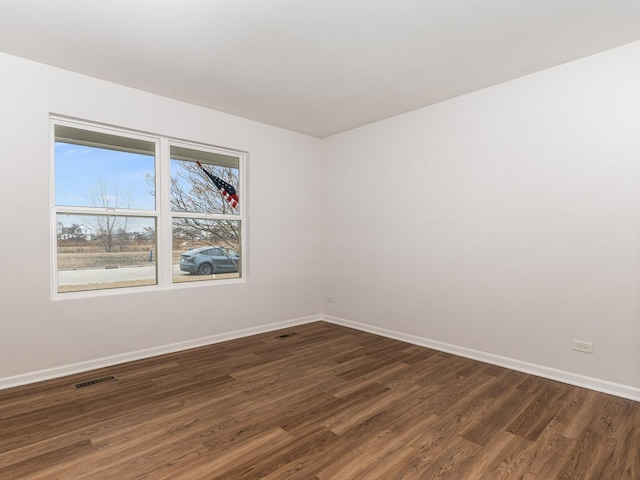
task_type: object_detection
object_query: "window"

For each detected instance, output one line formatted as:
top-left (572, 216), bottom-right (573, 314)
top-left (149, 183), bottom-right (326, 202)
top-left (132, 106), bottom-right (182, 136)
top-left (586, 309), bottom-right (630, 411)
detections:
top-left (169, 144), bottom-right (241, 284)
top-left (52, 118), bottom-right (245, 296)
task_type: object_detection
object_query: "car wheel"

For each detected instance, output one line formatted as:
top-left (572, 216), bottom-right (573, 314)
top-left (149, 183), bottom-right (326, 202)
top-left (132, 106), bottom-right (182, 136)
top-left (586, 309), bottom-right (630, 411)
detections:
top-left (197, 263), bottom-right (214, 275)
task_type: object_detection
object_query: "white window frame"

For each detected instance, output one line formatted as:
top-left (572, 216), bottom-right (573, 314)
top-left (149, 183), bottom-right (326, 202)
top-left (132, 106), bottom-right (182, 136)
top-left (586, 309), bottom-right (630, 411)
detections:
top-left (50, 116), bottom-right (247, 299)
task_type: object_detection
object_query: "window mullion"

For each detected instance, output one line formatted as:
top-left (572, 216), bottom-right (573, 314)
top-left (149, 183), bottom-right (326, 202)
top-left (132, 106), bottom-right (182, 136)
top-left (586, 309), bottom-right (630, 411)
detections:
top-left (158, 138), bottom-right (173, 287)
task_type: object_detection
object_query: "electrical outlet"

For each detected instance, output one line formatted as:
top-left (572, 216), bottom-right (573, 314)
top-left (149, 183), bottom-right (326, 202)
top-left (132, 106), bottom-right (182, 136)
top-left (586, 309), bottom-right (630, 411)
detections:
top-left (326, 296), bottom-right (334, 303)
top-left (573, 340), bottom-right (593, 354)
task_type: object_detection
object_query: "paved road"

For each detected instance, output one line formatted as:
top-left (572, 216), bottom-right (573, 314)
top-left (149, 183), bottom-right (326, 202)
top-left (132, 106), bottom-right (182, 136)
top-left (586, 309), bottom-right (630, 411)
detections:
top-left (58, 265), bottom-right (189, 286)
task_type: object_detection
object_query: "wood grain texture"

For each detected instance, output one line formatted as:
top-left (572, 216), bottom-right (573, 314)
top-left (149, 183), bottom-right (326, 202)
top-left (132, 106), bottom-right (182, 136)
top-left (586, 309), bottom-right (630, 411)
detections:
top-left (0, 321), bottom-right (637, 479)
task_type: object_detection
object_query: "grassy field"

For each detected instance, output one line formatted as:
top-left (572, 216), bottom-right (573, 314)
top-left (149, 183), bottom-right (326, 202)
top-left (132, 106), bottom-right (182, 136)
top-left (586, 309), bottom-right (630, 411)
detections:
top-left (56, 240), bottom-right (217, 270)
top-left (57, 251), bottom-right (155, 270)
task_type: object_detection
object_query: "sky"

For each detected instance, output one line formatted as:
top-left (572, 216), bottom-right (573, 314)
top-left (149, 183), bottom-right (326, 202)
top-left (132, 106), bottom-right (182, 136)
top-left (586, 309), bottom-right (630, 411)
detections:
top-left (55, 142), bottom-right (156, 211)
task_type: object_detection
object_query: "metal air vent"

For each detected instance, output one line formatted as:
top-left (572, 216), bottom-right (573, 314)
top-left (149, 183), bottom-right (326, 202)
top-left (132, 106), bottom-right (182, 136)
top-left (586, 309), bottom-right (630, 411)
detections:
top-left (275, 332), bottom-right (298, 339)
top-left (74, 375), bottom-right (117, 389)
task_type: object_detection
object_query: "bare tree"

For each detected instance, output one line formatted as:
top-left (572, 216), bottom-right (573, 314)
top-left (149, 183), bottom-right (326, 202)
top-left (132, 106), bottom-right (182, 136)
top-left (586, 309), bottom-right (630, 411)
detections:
top-left (170, 161), bottom-right (238, 216)
top-left (148, 162), bottom-right (240, 252)
top-left (90, 177), bottom-right (134, 252)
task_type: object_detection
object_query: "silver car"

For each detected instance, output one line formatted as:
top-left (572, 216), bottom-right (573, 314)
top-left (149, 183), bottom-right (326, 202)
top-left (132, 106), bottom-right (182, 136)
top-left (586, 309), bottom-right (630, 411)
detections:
top-left (179, 246), bottom-right (240, 275)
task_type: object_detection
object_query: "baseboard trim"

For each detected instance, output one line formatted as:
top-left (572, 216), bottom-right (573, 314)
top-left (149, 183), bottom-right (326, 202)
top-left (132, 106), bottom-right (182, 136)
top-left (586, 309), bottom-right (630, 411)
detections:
top-left (322, 314), bottom-right (640, 402)
top-left (0, 314), bottom-right (321, 391)
top-left (5, 313), bottom-right (639, 402)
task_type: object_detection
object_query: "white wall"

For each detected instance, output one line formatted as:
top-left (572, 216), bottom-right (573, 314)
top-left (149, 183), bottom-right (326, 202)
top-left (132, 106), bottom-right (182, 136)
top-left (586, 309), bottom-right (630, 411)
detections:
top-left (0, 52), bottom-right (323, 383)
top-left (322, 41), bottom-right (640, 391)
top-left (2, 40), bottom-right (640, 397)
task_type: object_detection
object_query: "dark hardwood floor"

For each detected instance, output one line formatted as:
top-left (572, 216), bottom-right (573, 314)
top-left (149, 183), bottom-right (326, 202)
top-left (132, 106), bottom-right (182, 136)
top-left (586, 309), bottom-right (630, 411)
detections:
top-left (0, 321), bottom-right (638, 479)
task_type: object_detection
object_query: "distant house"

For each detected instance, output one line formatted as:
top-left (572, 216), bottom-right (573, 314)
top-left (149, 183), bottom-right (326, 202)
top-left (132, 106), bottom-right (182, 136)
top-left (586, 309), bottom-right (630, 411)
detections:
top-left (134, 231), bottom-right (154, 241)
top-left (59, 224), bottom-right (93, 240)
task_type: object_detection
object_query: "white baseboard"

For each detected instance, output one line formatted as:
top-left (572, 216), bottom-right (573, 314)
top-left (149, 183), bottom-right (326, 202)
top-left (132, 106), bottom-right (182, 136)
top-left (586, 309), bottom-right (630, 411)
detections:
top-left (0, 314), bottom-right (321, 391)
top-left (4, 313), bottom-right (639, 402)
top-left (321, 314), bottom-right (640, 402)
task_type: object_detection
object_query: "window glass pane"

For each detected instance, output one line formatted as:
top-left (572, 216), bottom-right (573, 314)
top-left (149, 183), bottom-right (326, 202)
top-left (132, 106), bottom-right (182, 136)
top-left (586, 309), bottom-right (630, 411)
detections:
top-left (173, 218), bottom-right (241, 283)
top-left (56, 214), bottom-right (157, 293)
top-left (170, 145), bottom-right (240, 216)
top-left (54, 126), bottom-right (155, 210)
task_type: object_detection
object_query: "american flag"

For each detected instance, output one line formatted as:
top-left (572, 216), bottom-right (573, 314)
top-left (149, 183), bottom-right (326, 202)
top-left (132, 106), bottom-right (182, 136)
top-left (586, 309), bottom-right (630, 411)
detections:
top-left (196, 161), bottom-right (239, 209)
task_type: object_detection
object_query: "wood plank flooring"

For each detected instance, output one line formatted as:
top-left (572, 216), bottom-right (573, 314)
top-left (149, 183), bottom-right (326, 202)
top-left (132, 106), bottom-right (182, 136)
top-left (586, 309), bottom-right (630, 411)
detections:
top-left (0, 321), bottom-right (638, 479)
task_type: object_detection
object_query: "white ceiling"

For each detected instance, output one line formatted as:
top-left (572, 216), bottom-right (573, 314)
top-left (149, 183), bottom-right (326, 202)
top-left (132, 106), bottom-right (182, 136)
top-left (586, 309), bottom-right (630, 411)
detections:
top-left (1, 0), bottom-right (639, 138)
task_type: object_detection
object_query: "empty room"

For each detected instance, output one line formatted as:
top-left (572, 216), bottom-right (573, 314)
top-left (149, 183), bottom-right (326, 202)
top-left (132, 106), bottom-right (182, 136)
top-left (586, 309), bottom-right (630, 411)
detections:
top-left (1, 1), bottom-right (639, 478)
